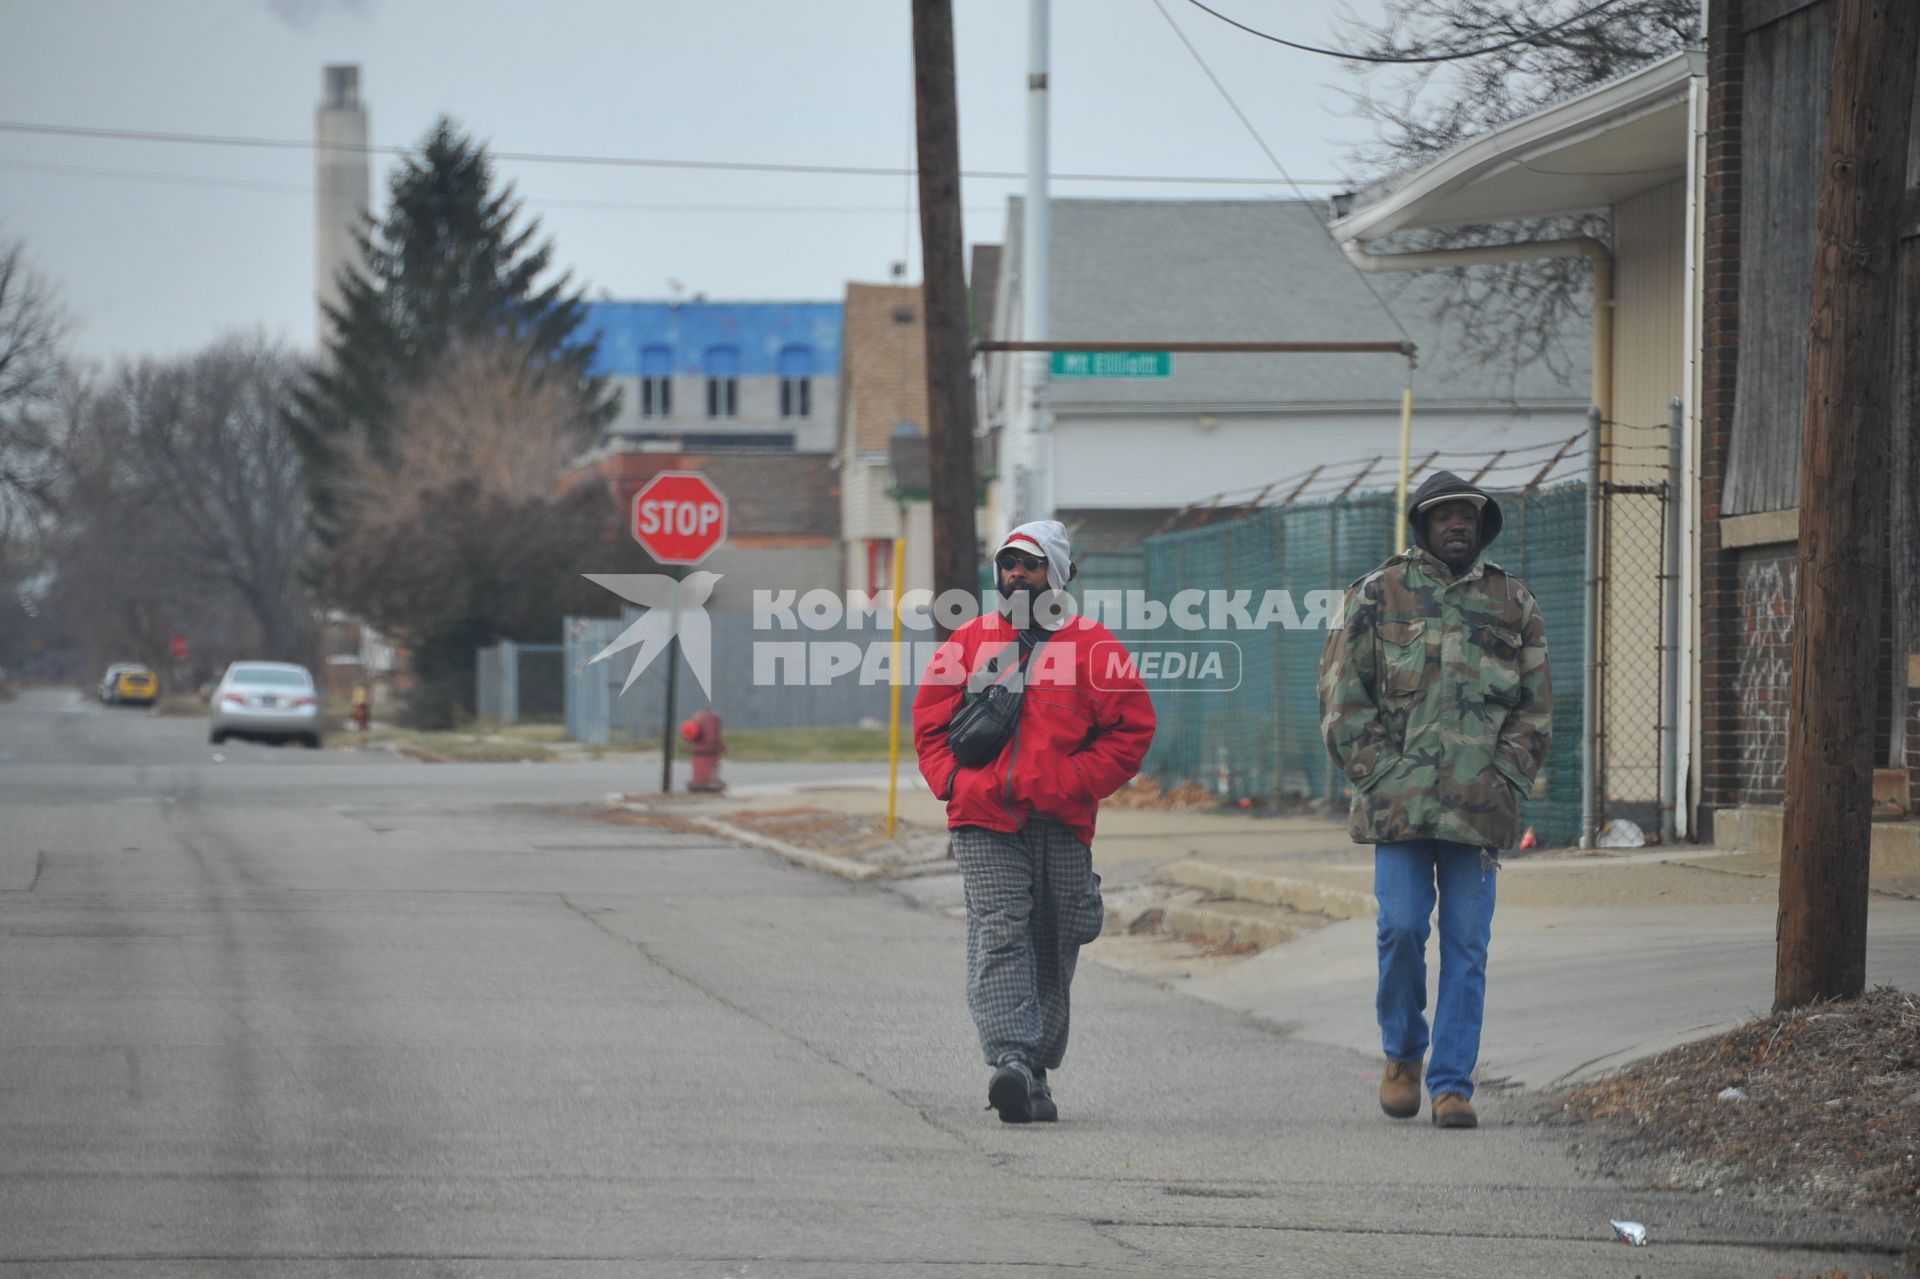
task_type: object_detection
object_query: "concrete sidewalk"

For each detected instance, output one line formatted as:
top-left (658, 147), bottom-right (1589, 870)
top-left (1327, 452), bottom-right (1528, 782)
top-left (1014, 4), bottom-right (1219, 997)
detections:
top-left (629, 766), bottom-right (1920, 1090)
top-left (1193, 901), bottom-right (1920, 1090)
top-left (645, 763), bottom-right (1920, 901)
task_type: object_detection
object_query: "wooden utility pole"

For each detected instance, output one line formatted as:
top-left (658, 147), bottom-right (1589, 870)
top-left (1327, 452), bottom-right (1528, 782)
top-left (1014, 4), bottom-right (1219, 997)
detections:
top-left (911, 0), bottom-right (981, 637)
top-left (1775, 0), bottom-right (1919, 1011)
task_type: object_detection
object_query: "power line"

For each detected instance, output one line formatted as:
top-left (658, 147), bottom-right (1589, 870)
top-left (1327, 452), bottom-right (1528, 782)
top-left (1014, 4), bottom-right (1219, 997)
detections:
top-left (0, 156), bottom-right (307, 195)
top-left (1149, 0), bottom-right (1412, 344)
top-left (0, 156), bottom-right (1008, 215)
top-left (1181, 0), bottom-right (1630, 64)
top-left (0, 118), bottom-right (1348, 187)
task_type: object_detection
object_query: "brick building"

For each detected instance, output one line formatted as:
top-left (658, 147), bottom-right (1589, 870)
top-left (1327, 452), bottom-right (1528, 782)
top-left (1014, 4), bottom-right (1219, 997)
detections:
top-left (1698, 0), bottom-right (1919, 840)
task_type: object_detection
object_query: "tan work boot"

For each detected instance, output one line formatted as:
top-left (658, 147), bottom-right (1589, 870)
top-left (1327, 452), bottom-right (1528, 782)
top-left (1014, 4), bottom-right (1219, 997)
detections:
top-left (1431, 1092), bottom-right (1477, 1128)
top-left (1379, 1058), bottom-right (1421, 1119)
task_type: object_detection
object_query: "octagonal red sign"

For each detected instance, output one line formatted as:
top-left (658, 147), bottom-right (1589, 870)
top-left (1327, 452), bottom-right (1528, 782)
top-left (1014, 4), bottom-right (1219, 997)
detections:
top-left (630, 471), bottom-right (728, 565)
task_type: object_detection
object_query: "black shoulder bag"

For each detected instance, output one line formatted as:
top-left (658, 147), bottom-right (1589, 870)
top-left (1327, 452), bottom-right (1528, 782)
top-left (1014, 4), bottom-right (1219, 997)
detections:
top-left (946, 629), bottom-right (1050, 768)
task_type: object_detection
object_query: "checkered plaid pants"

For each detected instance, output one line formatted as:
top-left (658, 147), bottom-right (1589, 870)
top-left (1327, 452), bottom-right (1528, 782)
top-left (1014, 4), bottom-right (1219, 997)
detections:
top-left (951, 820), bottom-right (1106, 1071)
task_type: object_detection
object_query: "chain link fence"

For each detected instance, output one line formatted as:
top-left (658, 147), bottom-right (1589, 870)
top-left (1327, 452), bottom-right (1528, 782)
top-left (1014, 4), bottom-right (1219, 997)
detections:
top-left (1072, 427), bottom-right (1673, 850)
top-left (474, 641), bottom-right (565, 725)
top-left (1098, 486), bottom-right (1585, 845)
top-left (1597, 420), bottom-right (1679, 837)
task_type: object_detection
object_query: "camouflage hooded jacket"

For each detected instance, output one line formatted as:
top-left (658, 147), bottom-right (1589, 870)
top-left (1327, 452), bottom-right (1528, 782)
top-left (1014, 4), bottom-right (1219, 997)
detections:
top-left (1318, 472), bottom-right (1552, 849)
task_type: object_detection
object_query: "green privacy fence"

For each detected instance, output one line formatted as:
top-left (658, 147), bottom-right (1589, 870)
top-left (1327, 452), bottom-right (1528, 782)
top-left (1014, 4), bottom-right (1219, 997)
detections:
top-left (1076, 483), bottom-right (1588, 847)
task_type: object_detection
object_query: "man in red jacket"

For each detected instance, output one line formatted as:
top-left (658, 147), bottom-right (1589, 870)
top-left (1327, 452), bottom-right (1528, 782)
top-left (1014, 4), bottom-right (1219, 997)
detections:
top-left (913, 520), bottom-right (1156, 1123)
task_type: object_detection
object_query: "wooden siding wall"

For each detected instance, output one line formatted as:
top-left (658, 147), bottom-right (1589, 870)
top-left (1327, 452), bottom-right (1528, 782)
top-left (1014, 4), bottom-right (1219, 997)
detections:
top-left (1725, 1), bottom-right (1833, 516)
top-left (1701, 0), bottom-right (1920, 826)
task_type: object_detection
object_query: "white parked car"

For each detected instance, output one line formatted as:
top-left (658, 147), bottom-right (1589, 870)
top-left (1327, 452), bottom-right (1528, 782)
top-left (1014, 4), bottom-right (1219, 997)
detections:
top-left (208, 662), bottom-right (322, 748)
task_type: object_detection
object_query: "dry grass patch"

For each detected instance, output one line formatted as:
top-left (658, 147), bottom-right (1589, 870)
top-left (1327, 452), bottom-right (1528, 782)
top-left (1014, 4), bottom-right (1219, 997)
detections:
top-left (1556, 987), bottom-right (1920, 1231)
top-left (1102, 776), bottom-right (1219, 811)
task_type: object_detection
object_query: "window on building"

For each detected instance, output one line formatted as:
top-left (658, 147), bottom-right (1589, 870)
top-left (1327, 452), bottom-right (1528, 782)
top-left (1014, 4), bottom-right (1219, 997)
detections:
top-left (704, 346), bottom-right (740, 419)
top-left (639, 344), bottom-right (673, 418)
top-left (778, 344), bottom-right (812, 419)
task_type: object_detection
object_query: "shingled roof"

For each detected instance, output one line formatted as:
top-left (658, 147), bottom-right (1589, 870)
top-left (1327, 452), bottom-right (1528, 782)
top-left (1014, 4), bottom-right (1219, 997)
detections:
top-left (996, 198), bottom-right (1589, 412)
top-left (838, 282), bottom-right (928, 457)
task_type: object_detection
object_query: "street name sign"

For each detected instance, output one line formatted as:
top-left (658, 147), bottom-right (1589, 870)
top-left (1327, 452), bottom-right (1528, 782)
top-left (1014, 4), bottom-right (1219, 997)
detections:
top-left (1049, 351), bottom-right (1172, 378)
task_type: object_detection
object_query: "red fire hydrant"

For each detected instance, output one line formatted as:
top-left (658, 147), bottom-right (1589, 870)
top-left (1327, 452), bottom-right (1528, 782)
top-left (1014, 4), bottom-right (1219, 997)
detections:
top-left (680, 708), bottom-right (726, 793)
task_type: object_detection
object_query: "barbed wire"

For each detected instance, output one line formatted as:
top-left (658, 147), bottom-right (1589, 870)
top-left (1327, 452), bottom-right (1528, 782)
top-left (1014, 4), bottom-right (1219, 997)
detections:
top-left (1166, 454), bottom-right (1392, 507)
top-left (1418, 435), bottom-right (1597, 461)
top-left (1146, 431), bottom-right (1617, 532)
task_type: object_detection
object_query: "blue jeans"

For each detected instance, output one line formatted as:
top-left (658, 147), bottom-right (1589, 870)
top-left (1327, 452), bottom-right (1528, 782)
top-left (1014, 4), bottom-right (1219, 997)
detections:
top-left (1374, 839), bottom-right (1498, 1100)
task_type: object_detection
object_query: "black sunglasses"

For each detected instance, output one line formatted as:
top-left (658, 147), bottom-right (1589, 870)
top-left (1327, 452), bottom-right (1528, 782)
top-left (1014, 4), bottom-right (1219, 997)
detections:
top-left (996, 551), bottom-right (1047, 572)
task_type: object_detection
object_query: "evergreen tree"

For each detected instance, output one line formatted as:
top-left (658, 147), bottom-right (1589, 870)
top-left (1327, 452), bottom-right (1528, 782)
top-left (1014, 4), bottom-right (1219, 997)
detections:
top-left (286, 116), bottom-right (615, 548)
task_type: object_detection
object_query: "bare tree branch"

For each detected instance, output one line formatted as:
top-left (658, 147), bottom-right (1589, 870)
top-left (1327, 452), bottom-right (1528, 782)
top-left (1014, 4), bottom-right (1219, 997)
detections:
top-left (35, 335), bottom-right (316, 675)
top-left (1334, 0), bottom-right (1698, 374)
top-left (326, 336), bottom-right (608, 727)
top-left (104, 337), bottom-right (315, 657)
top-left (0, 238), bottom-right (73, 568)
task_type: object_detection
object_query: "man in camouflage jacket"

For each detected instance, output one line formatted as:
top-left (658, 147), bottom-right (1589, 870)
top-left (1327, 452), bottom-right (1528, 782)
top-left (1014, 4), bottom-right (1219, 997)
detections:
top-left (1318, 470), bottom-right (1551, 1130)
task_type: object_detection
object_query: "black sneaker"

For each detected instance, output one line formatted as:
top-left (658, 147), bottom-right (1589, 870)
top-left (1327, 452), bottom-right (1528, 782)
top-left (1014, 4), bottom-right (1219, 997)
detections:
top-left (987, 1060), bottom-right (1034, 1124)
top-left (1029, 1071), bottom-right (1058, 1123)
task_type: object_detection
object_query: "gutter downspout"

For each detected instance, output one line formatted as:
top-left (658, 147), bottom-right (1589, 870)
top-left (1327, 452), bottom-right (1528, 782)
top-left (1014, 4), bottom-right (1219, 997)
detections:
top-left (1677, 65), bottom-right (1706, 842)
top-left (1338, 235), bottom-right (1615, 435)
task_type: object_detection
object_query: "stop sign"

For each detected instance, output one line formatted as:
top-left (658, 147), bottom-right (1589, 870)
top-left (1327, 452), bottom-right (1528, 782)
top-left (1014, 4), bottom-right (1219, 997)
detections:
top-left (630, 471), bottom-right (728, 566)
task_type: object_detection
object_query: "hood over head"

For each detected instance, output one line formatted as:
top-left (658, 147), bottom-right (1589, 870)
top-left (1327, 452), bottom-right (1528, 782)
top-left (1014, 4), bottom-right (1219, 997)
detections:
top-left (994, 520), bottom-right (1074, 594)
top-left (1406, 470), bottom-right (1502, 560)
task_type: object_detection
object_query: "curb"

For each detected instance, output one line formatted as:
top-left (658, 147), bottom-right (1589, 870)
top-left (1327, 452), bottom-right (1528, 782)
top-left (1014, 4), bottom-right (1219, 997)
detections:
top-left (1720, 805), bottom-right (1920, 873)
top-left (1149, 858), bottom-right (1378, 921)
top-left (680, 814), bottom-right (887, 881)
top-left (1158, 900), bottom-right (1307, 950)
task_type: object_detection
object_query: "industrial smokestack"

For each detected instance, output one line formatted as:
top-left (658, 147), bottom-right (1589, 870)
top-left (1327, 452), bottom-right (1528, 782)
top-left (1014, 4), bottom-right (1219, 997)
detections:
top-left (314, 64), bottom-right (370, 346)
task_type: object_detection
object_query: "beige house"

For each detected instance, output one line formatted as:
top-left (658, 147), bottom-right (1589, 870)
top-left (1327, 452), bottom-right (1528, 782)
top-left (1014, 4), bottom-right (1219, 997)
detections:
top-left (1331, 52), bottom-right (1705, 840)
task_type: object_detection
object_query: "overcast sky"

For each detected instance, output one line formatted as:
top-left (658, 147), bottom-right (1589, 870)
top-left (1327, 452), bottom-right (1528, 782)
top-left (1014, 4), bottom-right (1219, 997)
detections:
top-left (2, 0), bottom-right (1394, 365)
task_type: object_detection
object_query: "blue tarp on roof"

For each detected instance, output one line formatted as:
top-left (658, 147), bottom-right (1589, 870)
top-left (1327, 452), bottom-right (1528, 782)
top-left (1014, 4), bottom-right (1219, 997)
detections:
top-left (581, 301), bottom-right (843, 378)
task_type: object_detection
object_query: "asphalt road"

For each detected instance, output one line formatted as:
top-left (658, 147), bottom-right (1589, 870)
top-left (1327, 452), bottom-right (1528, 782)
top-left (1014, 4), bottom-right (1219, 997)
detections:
top-left (1, 688), bottom-right (1906, 1277)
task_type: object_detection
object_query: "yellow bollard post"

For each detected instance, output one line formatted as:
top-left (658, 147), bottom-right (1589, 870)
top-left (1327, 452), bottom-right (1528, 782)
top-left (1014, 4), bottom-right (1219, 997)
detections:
top-left (886, 536), bottom-right (906, 838)
top-left (1393, 385), bottom-right (1414, 552)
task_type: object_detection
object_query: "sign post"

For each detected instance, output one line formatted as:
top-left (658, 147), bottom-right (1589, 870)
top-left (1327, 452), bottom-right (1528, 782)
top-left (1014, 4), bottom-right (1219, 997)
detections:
top-left (661, 569), bottom-right (683, 795)
top-left (169, 633), bottom-right (188, 697)
top-left (629, 471), bottom-right (728, 793)
top-left (885, 536), bottom-right (906, 837)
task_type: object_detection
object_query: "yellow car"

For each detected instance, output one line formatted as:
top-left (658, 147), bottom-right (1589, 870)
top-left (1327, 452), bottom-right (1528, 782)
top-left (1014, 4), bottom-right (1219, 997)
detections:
top-left (99, 664), bottom-right (159, 706)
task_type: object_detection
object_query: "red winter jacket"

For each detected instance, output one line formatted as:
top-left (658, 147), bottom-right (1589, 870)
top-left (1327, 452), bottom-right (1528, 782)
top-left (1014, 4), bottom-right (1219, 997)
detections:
top-left (912, 613), bottom-right (1156, 847)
